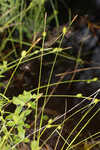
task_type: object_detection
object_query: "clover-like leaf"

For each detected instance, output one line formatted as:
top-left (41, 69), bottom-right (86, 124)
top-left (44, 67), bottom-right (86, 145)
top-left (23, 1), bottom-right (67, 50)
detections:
top-left (12, 90), bottom-right (32, 106)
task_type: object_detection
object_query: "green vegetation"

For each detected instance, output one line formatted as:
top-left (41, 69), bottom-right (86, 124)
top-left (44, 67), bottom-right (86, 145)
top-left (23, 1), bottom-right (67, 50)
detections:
top-left (0, 0), bottom-right (100, 150)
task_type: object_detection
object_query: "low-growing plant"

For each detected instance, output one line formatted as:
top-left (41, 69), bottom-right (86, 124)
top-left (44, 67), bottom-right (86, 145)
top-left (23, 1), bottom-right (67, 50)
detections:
top-left (0, 90), bottom-right (44, 149)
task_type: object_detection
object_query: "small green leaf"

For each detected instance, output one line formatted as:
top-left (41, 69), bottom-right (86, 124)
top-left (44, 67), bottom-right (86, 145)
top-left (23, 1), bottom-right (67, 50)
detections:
top-left (14, 105), bottom-right (22, 115)
top-left (20, 109), bottom-right (32, 118)
top-left (28, 101), bottom-right (36, 109)
top-left (12, 91), bottom-right (42, 106)
top-left (31, 93), bottom-right (43, 99)
top-left (43, 115), bottom-right (48, 121)
top-left (6, 114), bottom-right (13, 120)
top-left (7, 121), bottom-right (15, 127)
top-left (23, 138), bottom-right (29, 143)
top-left (12, 96), bottom-right (25, 106)
top-left (31, 140), bottom-right (40, 150)
top-left (24, 124), bottom-right (30, 128)
top-left (18, 126), bottom-right (25, 139)
top-left (12, 90), bottom-right (32, 106)
top-left (13, 135), bottom-right (21, 144)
